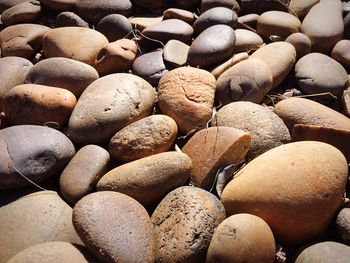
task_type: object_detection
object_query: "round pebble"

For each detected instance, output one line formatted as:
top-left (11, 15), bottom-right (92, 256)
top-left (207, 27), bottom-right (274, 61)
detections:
top-left (337, 208), bottom-right (350, 245)
top-left (95, 14), bottom-right (132, 42)
top-left (285, 32), bottom-right (311, 59)
top-left (234, 29), bottom-right (264, 53)
top-left (332, 40), bottom-right (350, 71)
top-left (56, 11), bottom-right (89, 27)
top-left (163, 39), bottom-right (190, 68)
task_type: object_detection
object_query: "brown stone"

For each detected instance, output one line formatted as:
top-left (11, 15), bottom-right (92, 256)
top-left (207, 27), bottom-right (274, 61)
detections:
top-left (234, 29), bottom-right (264, 53)
top-left (285, 32), bottom-right (311, 59)
top-left (163, 39), bottom-right (189, 68)
top-left (1, 0), bottom-right (42, 26)
top-left (0, 0), bottom-right (28, 12)
top-left (95, 14), bottom-right (132, 42)
top-left (56, 11), bottom-right (89, 27)
top-left (332, 40), bottom-right (350, 71)
top-left (342, 89), bottom-right (350, 117)
top-left (211, 52), bottom-right (249, 79)
top-left (237, 13), bottom-right (259, 28)
top-left (129, 16), bottom-right (162, 31)
top-left (163, 8), bottom-right (195, 24)
top-left (337, 208), bottom-right (350, 245)
top-left (289, 0), bottom-right (320, 17)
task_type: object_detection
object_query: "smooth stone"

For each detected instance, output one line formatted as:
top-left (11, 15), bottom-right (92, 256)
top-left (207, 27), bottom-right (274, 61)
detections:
top-left (0, 23), bottom-right (49, 58)
top-left (0, 56), bottom-right (32, 110)
top-left (182, 127), bottom-right (251, 189)
top-left (163, 8), bottom-right (195, 24)
top-left (285, 32), bottom-right (311, 59)
top-left (188, 24), bottom-right (236, 68)
top-left (94, 39), bottom-right (138, 76)
top-left (129, 16), bottom-right (162, 31)
top-left (158, 67), bottom-right (216, 134)
top-left (332, 40), bottom-right (350, 71)
top-left (273, 97), bottom-right (350, 132)
top-left (7, 242), bottom-right (97, 263)
top-left (240, 0), bottom-right (288, 14)
top-left (3, 84), bottom-right (76, 126)
top-left (163, 39), bottom-right (189, 68)
top-left (0, 191), bottom-right (82, 262)
top-left (60, 145), bottom-right (110, 204)
top-left (257, 11), bottom-right (301, 39)
top-left (97, 152), bottom-right (191, 206)
top-left (234, 29), bottom-right (264, 53)
top-left (0, 0), bottom-right (27, 12)
top-left (206, 214), bottom-right (276, 263)
top-left (132, 0), bottom-right (164, 9)
top-left (151, 186), bottom-right (226, 263)
top-left (216, 58), bottom-right (273, 105)
top-left (289, 0), bottom-right (320, 17)
top-left (173, 0), bottom-right (201, 10)
top-left (42, 27), bottom-right (108, 66)
top-left (345, 12), bottom-right (350, 40)
top-left (212, 101), bottom-right (291, 160)
top-left (295, 242), bottom-right (350, 263)
top-left (237, 13), bottom-right (259, 28)
top-left (25, 57), bottom-right (98, 97)
top-left (39, 0), bottom-right (77, 11)
top-left (250, 42), bottom-right (296, 89)
top-left (343, 88), bottom-right (350, 116)
top-left (75, 0), bottom-right (132, 24)
top-left (337, 208), bottom-right (350, 245)
top-left (56, 11), bottom-right (89, 27)
top-left (1, 0), bottom-right (41, 26)
top-left (295, 53), bottom-right (348, 97)
top-left (301, 0), bottom-right (344, 53)
top-left (132, 50), bottom-right (168, 86)
top-left (193, 7), bottom-right (237, 34)
top-left (73, 191), bottom-right (155, 263)
top-left (200, 0), bottom-right (240, 13)
top-left (211, 52), bottom-right (249, 79)
top-left (0, 125), bottom-right (75, 189)
top-left (95, 14), bottom-right (132, 42)
top-left (109, 114), bottom-right (178, 162)
top-left (68, 73), bottom-right (156, 145)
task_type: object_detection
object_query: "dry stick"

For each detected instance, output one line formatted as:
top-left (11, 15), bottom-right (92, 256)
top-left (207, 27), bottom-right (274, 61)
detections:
top-left (12, 166), bottom-right (47, 191)
top-left (134, 29), bottom-right (165, 48)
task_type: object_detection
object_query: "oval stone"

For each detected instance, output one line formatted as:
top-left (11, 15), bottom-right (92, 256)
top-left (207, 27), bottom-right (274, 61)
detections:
top-left (56, 11), bottom-right (89, 27)
top-left (0, 191), bottom-right (82, 262)
top-left (25, 57), bottom-right (99, 97)
top-left (211, 52), bottom-right (249, 79)
top-left (1, 0), bottom-right (42, 26)
top-left (234, 29), bottom-right (264, 53)
top-left (337, 208), bottom-right (350, 245)
top-left (163, 8), bottom-right (195, 24)
top-left (3, 84), bottom-right (77, 126)
top-left (285, 32), bottom-right (311, 59)
top-left (0, 125), bottom-right (75, 189)
top-left (96, 14), bottom-right (132, 42)
top-left (295, 53), bottom-right (348, 97)
top-left (151, 186), bottom-right (226, 263)
top-left (60, 145), bottom-right (110, 204)
top-left (68, 73), bottom-right (156, 145)
top-left (73, 191), bottom-right (155, 263)
top-left (97, 152), bottom-right (191, 206)
top-left (0, 0), bottom-right (28, 12)
top-left (158, 67), bottom-right (216, 133)
top-left (289, 0), bottom-right (319, 17)
top-left (163, 39), bottom-right (190, 68)
top-left (332, 40), bottom-right (350, 71)
top-left (188, 24), bottom-right (236, 68)
top-left (109, 114), bottom-right (178, 162)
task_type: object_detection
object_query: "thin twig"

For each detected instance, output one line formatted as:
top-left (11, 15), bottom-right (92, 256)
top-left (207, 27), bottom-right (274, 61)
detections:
top-left (12, 166), bottom-right (47, 191)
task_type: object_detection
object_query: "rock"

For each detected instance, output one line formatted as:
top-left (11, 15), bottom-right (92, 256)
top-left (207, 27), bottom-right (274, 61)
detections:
top-left (7, 242), bottom-right (97, 263)
top-left (257, 11), bottom-right (301, 39)
top-left (60, 145), bottom-right (110, 204)
top-left (289, 0), bottom-right (320, 17)
top-left (337, 208), bottom-right (350, 245)
top-left (163, 8), bottom-right (195, 24)
top-left (1, 0), bottom-right (41, 26)
top-left (237, 13), bottom-right (259, 28)
top-left (301, 0), bottom-right (343, 53)
top-left (250, 42), bottom-right (296, 90)
top-left (193, 7), bottom-right (237, 34)
top-left (95, 14), bottom-right (132, 42)
top-left (240, 0), bottom-right (289, 14)
top-left (206, 214), bottom-right (276, 263)
top-left (0, 23), bottom-right (49, 58)
top-left (332, 40), bottom-right (350, 71)
top-left (295, 242), bottom-right (350, 263)
top-left (132, 50), bottom-right (168, 86)
top-left (213, 101), bottom-right (291, 160)
top-left (132, 0), bottom-right (164, 10)
top-left (42, 27), bottom-right (108, 66)
top-left (158, 67), bottom-right (216, 133)
top-left (94, 39), bottom-right (138, 76)
top-left (109, 114), bottom-right (178, 162)
top-left (285, 32), bottom-right (311, 59)
top-left (25, 57), bottom-right (98, 97)
top-left (0, 125), bottom-right (75, 189)
top-left (56, 11), bottom-right (89, 27)
top-left (3, 84), bottom-right (76, 126)
top-left (0, 191), bottom-right (82, 262)
top-left (68, 73), bottom-right (156, 145)
top-left (173, 0), bottom-right (201, 10)
top-left (39, 0), bottom-right (77, 11)
top-left (182, 127), bottom-right (251, 189)
top-left (0, 57), bottom-right (32, 110)
top-left (163, 39), bottom-right (189, 68)
top-left (343, 89), bottom-right (350, 117)
top-left (97, 152), bottom-right (191, 206)
top-left (188, 25), bottom-right (236, 68)
top-left (221, 141), bottom-right (348, 246)
top-left (211, 52), bottom-right (249, 79)
top-left (295, 53), bottom-right (348, 97)
top-left (345, 13), bottom-right (350, 40)
top-left (274, 97), bottom-right (350, 132)
top-left (216, 58), bottom-right (273, 105)
top-left (234, 29), bottom-right (264, 53)
top-left (129, 16), bottom-right (162, 31)
top-left (200, 0), bottom-right (240, 13)
top-left (0, 0), bottom-right (28, 12)
top-left (151, 186), bottom-right (226, 263)
top-left (73, 191), bottom-right (155, 263)
top-left (75, 0), bottom-right (132, 24)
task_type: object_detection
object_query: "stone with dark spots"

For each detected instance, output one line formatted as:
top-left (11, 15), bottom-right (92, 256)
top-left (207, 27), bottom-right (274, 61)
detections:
top-left (95, 14), bottom-right (132, 42)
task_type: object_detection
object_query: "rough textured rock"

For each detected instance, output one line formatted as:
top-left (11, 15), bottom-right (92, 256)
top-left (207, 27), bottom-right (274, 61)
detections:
top-left (73, 191), bottom-right (155, 263)
top-left (95, 14), bottom-right (132, 42)
top-left (1, 0), bottom-right (41, 26)
top-left (234, 29), bottom-right (264, 53)
top-left (285, 32), bottom-right (311, 59)
top-left (109, 114), bottom-right (178, 162)
top-left (158, 67), bottom-right (216, 134)
top-left (151, 186), bottom-right (226, 263)
top-left (97, 152), bottom-right (191, 206)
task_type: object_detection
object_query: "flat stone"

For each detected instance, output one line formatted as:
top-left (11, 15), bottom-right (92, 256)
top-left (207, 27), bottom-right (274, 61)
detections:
top-left (211, 52), bottom-right (249, 79)
top-left (163, 39), bottom-right (189, 67)
top-left (129, 16), bottom-right (162, 31)
top-left (56, 11), bottom-right (89, 27)
top-left (1, 0), bottom-right (42, 26)
top-left (237, 13), bottom-right (259, 28)
top-left (163, 8), bottom-right (195, 24)
top-left (96, 14), bottom-right (132, 42)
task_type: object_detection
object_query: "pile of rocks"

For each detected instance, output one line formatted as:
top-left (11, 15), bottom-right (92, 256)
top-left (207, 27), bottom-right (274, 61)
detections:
top-left (1, 0), bottom-right (350, 262)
